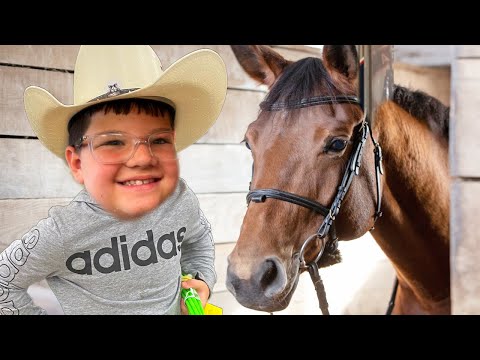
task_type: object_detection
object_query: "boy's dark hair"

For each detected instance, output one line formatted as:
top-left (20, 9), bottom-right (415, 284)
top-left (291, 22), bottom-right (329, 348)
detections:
top-left (68, 98), bottom-right (176, 147)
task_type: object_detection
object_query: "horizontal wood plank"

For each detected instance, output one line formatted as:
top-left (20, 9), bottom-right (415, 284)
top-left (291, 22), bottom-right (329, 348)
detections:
top-left (198, 89), bottom-right (264, 144)
top-left (0, 65), bottom-right (73, 136)
top-left (273, 45), bottom-right (323, 56)
top-left (150, 45), bottom-right (265, 91)
top-left (0, 45), bottom-right (80, 69)
top-left (393, 62), bottom-right (451, 106)
top-left (0, 45), bottom-right (316, 93)
top-left (273, 46), bottom-right (322, 61)
top-left (196, 194), bottom-right (247, 246)
top-left (394, 45), bottom-right (453, 66)
top-left (455, 45), bottom-right (480, 59)
top-left (178, 144), bottom-right (252, 194)
top-left (212, 242), bottom-right (235, 293)
top-left (0, 198), bottom-right (71, 250)
top-left (0, 139), bottom-right (252, 198)
top-left (0, 45), bottom-right (260, 89)
top-left (0, 138), bottom-right (83, 198)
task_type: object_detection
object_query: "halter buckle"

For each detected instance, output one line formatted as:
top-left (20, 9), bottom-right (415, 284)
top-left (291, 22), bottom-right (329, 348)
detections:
top-left (374, 143), bottom-right (384, 175)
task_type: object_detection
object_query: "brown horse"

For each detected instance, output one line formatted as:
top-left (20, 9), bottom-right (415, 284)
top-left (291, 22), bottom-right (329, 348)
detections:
top-left (226, 45), bottom-right (450, 315)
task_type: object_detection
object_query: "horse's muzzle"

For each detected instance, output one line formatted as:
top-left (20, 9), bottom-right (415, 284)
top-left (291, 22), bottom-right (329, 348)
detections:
top-left (226, 256), bottom-right (294, 312)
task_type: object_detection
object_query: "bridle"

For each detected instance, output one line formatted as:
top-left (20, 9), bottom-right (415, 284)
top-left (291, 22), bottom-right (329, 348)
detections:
top-left (245, 94), bottom-right (384, 314)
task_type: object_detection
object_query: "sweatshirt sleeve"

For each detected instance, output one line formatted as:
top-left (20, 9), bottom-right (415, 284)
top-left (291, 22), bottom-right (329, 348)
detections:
top-left (0, 216), bottom-right (64, 315)
top-left (180, 194), bottom-right (216, 296)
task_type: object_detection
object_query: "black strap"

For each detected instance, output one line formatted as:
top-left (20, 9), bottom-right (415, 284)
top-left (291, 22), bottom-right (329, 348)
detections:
top-left (385, 277), bottom-right (399, 315)
top-left (370, 129), bottom-right (384, 222)
top-left (316, 120), bottom-right (369, 238)
top-left (260, 95), bottom-right (360, 111)
top-left (247, 189), bottom-right (330, 216)
top-left (308, 262), bottom-right (330, 315)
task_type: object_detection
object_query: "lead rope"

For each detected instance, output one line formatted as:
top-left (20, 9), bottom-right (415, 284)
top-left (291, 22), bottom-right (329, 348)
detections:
top-left (299, 236), bottom-right (330, 315)
top-left (385, 277), bottom-right (399, 315)
top-left (308, 262), bottom-right (330, 315)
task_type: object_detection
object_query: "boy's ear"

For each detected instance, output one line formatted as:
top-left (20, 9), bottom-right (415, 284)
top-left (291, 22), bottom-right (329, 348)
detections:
top-left (65, 146), bottom-right (85, 184)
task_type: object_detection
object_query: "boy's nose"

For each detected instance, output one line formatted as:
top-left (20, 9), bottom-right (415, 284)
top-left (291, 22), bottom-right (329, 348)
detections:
top-left (126, 142), bottom-right (157, 166)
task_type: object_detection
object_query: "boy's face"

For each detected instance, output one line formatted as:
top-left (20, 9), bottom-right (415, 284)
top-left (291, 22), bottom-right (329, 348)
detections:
top-left (66, 108), bottom-right (179, 220)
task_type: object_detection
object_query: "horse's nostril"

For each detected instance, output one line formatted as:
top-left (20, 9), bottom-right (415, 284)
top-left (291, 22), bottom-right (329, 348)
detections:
top-left (260, 259), bottom-right (278, 291)
top-left (257, 257), bottom-right (286, 298)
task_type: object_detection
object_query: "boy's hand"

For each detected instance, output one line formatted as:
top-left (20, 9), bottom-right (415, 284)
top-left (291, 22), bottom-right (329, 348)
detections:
top-left (180, 278), bottom-right (210, 315)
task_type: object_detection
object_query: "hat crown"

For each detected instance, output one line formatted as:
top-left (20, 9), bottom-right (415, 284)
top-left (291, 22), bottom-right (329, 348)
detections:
top-left (74, 45), bottom-right (163, 104)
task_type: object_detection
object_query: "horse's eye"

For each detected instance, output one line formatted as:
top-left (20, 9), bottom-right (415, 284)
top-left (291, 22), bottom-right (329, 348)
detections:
top-left (245, 141), bottom-right (251, 150)
top-left (329, 139), bottom-right (348, 152)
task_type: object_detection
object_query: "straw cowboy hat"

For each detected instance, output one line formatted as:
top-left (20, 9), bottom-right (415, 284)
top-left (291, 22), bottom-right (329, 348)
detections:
top-left (24, 45), bottom-right (228, 159)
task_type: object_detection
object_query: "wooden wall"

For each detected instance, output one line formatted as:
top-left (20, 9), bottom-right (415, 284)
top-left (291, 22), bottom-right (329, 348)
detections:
top-left (450, 46), bottom-right (480, 314)
top-left (0, 45), bottom-right (323, 314)
top-left (394, 62), bottom-right (451, 106)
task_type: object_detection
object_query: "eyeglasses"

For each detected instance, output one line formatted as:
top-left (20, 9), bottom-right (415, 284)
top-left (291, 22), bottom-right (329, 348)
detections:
top-left (75, 130), bottom-right (177, 164)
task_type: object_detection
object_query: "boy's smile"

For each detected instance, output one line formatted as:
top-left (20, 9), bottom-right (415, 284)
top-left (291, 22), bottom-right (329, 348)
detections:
top-left (66, 109), bottom-right (179, 220)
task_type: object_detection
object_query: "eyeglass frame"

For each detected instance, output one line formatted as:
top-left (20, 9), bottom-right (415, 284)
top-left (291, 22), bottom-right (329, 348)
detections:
top-left (74, 130), bottom-right (177, 165)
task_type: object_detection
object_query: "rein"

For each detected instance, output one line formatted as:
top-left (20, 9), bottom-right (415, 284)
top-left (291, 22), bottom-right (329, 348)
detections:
top-left (246, 95), bottom-right (384, 315)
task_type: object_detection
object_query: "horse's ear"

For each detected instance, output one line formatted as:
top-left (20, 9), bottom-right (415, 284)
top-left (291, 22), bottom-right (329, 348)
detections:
top-left (231, 45), bottom-right (292, 88)
top-left (322, 45), bottom-right (358, 84)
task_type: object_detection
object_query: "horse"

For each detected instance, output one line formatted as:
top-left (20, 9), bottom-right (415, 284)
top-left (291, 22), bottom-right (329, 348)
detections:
top-left (225, 45), bottom-right (450, 315)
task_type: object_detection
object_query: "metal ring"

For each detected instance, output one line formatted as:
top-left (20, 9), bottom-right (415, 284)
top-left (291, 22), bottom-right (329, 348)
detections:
top-left (298, 234), bottom-right (326, 269)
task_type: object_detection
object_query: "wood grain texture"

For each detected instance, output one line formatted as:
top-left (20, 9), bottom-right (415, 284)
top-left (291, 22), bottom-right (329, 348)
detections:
top-left (0, 66), bottom-right (73, 136)
top-left (393, 62), bottom-right (451, 106)
top-left (0, 138), bottom-right (83, 199)
top-left (456, 45), bottom-right (480, 58)
top-left (273, 45), bottom-right (322, 61)
top-left (451, 180), bottom-right (480, 314)
top-left (0, 45), bottom-right (318, 91)
top-left (196, 193), bottom-right (247, 245)
top-left (0, 45), bottom-right (80, 69)
top-left (178, 144), bottom-right (252, 194)
top-left (198, 89), bottom-right (265, 144)
top-left (451, 58), bottom-right (480, 177)
top-left (0, 198), bottom-right (71, 250)
top-left (212, 242), bottom-right (236, 293)
top-left (394, 45), bottom-right (453, 66)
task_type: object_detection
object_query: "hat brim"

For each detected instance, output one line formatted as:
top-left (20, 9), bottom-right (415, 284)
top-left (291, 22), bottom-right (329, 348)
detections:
top-left (24, 49), bottom-right (227, 159)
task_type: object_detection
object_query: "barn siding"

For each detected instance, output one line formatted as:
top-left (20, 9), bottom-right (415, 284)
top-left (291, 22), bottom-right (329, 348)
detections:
top-left (450, 46), bottom-right (480, 314)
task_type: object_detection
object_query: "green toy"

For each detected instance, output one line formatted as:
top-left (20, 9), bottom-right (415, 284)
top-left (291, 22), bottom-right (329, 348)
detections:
top-left (181, 274), bottom-right (205, 315)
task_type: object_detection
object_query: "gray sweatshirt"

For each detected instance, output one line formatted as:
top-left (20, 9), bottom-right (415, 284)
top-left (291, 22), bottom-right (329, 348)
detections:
top-left (0, 178), bottom-right (216, 315)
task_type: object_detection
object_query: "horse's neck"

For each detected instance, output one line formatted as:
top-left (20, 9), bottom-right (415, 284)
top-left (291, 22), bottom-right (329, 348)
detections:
top-left (371, 101), bottom-right (450, 314)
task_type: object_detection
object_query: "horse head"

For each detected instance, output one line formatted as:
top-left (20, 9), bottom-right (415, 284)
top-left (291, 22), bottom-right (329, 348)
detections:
top-left (226, 45), bottom-right (382, 312)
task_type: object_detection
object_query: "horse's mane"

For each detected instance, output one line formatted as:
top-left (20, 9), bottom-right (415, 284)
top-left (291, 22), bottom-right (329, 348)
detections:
top-left (392, 85), bottom-right (449, 140)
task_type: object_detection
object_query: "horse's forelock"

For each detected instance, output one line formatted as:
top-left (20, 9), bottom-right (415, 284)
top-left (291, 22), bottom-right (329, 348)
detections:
top-left (261, 57), bottom-right (357, 116)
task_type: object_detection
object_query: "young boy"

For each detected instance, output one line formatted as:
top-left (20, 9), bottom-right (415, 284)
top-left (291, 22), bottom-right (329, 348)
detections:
top-left (0, 45), bottom-right (227, 315)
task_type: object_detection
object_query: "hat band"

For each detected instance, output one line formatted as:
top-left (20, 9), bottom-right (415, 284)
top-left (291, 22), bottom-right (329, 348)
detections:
top-left (88, 83), bottom-right (140, 102)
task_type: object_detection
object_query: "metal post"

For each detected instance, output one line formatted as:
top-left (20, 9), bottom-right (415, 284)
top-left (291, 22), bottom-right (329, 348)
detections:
top-left (358, 45), bottom-right (394, 122)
